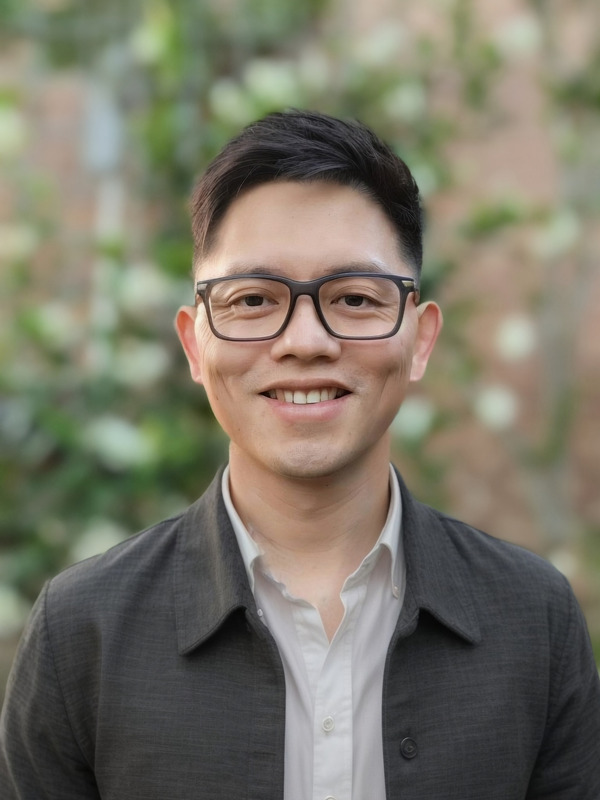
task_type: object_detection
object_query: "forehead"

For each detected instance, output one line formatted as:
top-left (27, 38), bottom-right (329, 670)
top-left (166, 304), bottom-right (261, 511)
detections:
top-left (196, 180), bottom-right (411, 280)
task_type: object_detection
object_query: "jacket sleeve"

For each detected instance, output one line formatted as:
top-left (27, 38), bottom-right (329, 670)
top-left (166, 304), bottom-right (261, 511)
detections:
top-left (526, 580), bottom-right (600, 799)
top-left (0, 584), bottom-right (100, 800)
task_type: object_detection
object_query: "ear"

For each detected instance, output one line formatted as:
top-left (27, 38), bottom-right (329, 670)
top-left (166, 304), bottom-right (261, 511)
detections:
top-left (175, 305), bottom-right (204, 385)
top-left (409, 301), bottom-right (443, 382)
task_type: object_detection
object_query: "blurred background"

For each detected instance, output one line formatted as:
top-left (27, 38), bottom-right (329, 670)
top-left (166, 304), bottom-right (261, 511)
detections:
top-left (1, 0), bottom-right (599, 699)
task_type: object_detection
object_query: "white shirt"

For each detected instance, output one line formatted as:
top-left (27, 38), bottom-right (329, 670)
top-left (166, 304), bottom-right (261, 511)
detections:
top-left (222, 466), bottom-right (405, 800)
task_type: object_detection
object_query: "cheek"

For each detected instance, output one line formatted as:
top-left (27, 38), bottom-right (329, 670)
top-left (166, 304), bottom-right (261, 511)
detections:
top-left (191, 320), bottom-right (223, 395)
top-left (371, 341), bottom-right (415, 405)
top-left (198, 335), bottom-right (255, 400)
top-left (387, 318), bottom-right (418, 381)
top-left (194, 312), bottom-right (212, 344)
top-left (377, 330), bottom-right (415, 378)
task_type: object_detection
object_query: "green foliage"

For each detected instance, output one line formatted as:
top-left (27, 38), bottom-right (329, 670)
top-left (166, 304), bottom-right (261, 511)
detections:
top-left (460, 198), bottom-right (538, 239)
top-left (451, 0), bottom-right (503, 108)
top-left (550, 47), bottom-right (600, 110)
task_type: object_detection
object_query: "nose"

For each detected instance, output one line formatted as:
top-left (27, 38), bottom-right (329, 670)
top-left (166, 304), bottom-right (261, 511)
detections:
top-left (269, 295), bottom-right (341, 361)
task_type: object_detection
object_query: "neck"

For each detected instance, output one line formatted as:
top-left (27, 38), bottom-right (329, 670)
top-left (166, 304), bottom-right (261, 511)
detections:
top-left (227, 447), bottom-right (393, 640)
top-left (228, 447), bottom-right (391, 584)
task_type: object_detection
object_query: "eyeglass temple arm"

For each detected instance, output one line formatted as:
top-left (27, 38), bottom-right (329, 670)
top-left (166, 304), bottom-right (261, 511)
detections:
top-left (401, 278), bottom-right (420, 303)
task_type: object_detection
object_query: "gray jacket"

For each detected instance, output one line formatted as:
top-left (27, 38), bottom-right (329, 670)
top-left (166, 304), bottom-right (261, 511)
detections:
top-left (1, 468), bottom-right (599, 799)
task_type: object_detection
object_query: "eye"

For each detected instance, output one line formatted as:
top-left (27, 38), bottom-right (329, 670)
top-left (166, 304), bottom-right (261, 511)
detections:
top-left (324, 276), bottom-right (398, 312)
top-left (339, 293), bottom-right (370, 307)
top-left (225, 290), bottom-right (279, 316)
top-left (210, 279), bottom-right (283, 311)
top-left (330, 289), bottom-right (380, 310)
top-left (238, 293), bottom-right (269, 307)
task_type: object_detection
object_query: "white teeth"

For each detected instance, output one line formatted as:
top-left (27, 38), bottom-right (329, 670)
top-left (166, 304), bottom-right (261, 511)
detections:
top-left (267, 388), bottom-right (344, 404)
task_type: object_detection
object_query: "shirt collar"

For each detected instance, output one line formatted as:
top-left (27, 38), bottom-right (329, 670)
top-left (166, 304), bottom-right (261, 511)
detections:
top-left (174, 466), bottom-right (480, 655)
top-left (221, 466), bottom-right (261, 592)
top-left (221, 464), bottom-right (403, 598)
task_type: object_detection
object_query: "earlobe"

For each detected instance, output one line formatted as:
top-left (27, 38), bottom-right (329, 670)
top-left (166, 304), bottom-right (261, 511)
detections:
top-left (409, 301), bottom-right (443, 382)
top-left (175, 306), bottom-right (204, 385)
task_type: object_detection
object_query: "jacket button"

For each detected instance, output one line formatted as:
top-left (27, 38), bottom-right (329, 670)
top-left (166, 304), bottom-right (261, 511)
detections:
top-left (400, 737), bottom-right (418, 759)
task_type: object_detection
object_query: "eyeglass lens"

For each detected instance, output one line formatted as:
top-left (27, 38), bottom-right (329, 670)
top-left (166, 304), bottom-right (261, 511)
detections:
top-left (206, 275), bottom-right (403, 339)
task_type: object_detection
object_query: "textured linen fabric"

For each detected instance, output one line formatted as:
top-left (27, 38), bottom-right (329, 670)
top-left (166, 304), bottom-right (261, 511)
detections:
top-left (1, 467), bottom-right (600, 799)
top-left (222, 465), bottom-right (404, 800)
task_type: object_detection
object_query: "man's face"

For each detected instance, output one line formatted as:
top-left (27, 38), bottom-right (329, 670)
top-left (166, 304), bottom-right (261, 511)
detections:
top-left (176, 180), bottom-right (441, 482)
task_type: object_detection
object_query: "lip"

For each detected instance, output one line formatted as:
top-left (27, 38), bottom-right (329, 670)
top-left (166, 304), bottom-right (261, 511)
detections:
top-left (261, 390), bottom-right (352, 423)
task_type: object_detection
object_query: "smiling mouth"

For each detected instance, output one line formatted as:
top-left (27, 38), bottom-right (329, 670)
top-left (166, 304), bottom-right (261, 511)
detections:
top-left (262, 388), bottom-right (348, 405)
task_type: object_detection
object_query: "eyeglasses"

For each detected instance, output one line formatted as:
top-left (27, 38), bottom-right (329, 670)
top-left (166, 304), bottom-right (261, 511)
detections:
top-left (195, 272), bottom-right (419, 341)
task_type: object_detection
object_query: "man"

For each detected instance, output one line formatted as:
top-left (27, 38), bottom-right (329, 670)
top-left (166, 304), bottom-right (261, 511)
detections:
top-left (1, 110), bottom-right (599, 799)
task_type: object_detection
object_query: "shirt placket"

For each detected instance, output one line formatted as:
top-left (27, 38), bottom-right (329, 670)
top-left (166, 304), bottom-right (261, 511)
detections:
top-left (292, 580), bottom-right (366, 800)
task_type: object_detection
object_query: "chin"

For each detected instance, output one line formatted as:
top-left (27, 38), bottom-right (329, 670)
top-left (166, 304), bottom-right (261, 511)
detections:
top-left (264, 446), bottom-right (364, 482)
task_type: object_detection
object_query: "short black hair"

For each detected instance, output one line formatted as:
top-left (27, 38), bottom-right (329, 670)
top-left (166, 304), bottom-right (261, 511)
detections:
top-left (190, 109), bottom-right (423, 275)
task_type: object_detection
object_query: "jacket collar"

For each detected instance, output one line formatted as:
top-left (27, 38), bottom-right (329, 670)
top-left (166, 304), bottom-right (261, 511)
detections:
top-left (174, 468), bottom-right (255, 655)
top-left (174, 466), bottom-right (481, 654)
top-left (394, 467), bottom-right (481, 645)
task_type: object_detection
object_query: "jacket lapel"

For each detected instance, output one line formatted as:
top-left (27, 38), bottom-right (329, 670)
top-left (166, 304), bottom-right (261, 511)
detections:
top-left (173, 468), bottom-right (257, 655)
top-left (394, 469), bottom-right (481, 645)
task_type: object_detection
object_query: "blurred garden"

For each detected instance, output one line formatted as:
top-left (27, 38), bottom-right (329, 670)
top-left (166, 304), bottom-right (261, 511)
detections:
top-left (1, 0), bottom-right (599, 696)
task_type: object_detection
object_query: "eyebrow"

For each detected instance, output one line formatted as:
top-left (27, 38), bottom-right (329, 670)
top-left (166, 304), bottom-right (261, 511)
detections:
top-left (215, 260), bottom-right (394, 278)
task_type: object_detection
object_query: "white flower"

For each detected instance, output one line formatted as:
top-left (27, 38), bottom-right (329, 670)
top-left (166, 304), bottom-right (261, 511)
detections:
top-left (382, 83), bottom-right (426, 122)
top-left (410, 163), bottom-right (438, 198)
top-left (83, 416), bottom-right (156, 470)
top-left (473, 385), bottom-right (519, 431)
top-left (128, 3), bottom-right (172, 65)
top-left (114, 338), bottom-right (171, 388)
top-left (548, 548), bottom-right (578, 580)
top-left (495, 315), bottom-right (537, 361)
top-left (533, 210), bottom-right (581, 259)
top-left (0, 584), bottom-right (31, 638)
top-left (209, 79), bottom-right (257, 126)
top-left (297, 50), bottom-right (332, 94)
top-left (0, 107), bottom-right (27, 159)
top-left (0, 224), bottom-right (38, 261)
top-left (493, 15), bottom-right (542, 59)
top-left (130, 23), bottom-right (168, 65)
top-left (34, 302), bottom-right (80, 350)
top-left (392, 396), bottom-right (435, 441)
top-left (243, 59), bottom-right (302, 108)
top-left (70, 519), bottom-right (128, 563)
top-left (351, 23), bottom-right (407, 69)
top-left (118, 262), bottom-right (177, 316)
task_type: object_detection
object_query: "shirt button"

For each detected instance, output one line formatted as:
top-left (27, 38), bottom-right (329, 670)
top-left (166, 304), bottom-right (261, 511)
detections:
top-left (322, 715), bottom-right (335, 733)
top-left (392, 585), bottom-right (400, 598)
top-left (400, 737), bottom-right (418, 759)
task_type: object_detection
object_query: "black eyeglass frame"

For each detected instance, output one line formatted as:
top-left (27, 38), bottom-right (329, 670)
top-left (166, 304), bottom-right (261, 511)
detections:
top-left (195, 272), bottom-right (420, 342)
